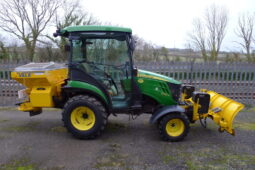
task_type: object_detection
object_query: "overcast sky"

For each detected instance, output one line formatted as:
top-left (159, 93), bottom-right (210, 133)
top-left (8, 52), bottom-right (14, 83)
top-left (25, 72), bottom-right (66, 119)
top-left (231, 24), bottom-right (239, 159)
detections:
top-left (82, 0), bottom-right (255, 51)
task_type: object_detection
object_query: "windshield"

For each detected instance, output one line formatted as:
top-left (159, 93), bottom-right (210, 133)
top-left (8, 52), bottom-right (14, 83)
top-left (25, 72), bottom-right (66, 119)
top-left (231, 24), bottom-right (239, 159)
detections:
top-left (71, 37), bottom-right (129, 65)
top-left (69, 32), bottom-right (132, 97)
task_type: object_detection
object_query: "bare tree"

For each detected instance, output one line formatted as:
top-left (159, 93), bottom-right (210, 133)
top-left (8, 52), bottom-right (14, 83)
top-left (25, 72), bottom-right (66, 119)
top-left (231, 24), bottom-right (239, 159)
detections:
top-left (236, 13), bottom-right (255, 62)
top-left (189, 18), bottom-right (208, 61)
top-left (0, 0), bottom-right (61, 61)
top-left (133, 36), bottom-right (155, 62)
top-left (47, 0), bottom-right (99, 57)
top-left (189, 4), bottom-right (228, 61)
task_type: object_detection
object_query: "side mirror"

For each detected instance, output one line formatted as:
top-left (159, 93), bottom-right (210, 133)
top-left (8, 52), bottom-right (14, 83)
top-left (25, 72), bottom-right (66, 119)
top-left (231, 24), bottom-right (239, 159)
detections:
top-left (53, 28), bottom-right (61, 37)
top-left (133, 66), bottom-right (138, 76)
top-left (130, 36), bottom-right (136, 51)
top-left (64, 44), bottom-right (71, 52)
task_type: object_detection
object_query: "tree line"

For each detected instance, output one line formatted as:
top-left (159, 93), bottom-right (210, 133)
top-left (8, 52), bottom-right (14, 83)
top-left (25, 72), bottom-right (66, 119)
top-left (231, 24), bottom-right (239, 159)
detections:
top-left (188, 4), bottom-right (255, 62)
top-left (0, 1), bottom-right (254, 62)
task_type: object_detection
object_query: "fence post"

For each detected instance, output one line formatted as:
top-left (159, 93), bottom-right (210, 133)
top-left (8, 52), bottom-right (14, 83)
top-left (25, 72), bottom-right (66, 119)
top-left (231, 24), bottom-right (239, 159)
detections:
top-left (189, 61), bottom-right (194, 84)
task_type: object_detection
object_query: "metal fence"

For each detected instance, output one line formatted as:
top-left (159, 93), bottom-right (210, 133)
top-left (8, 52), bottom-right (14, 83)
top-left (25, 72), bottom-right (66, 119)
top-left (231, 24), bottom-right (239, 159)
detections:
top-left (0, 61), bottom-right (27, 106)
top-left (0, 61), bottom-right (255, 106)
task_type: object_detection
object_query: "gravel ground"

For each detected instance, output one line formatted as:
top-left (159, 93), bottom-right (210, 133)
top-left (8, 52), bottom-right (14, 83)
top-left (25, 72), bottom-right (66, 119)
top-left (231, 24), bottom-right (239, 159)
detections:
top-left (0, 108), bottom-right (254, 170)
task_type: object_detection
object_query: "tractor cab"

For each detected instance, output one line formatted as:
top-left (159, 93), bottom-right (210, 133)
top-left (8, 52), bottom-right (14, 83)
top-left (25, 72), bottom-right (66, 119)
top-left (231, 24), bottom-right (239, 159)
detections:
top-left (56, 26), bottom-right (139, 112)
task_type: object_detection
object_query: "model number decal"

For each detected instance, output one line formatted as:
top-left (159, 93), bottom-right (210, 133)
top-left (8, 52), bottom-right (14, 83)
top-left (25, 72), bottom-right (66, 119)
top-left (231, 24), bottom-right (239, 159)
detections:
top-left (138, 74), bottom-right (167, 81)
top-left (17, 72), bottom-right (31, 77)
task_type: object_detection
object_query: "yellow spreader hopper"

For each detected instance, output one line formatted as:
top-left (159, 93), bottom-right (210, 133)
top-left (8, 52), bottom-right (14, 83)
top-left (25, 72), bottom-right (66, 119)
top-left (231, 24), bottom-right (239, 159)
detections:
top-left (11, 62), bottom-right (68, 114)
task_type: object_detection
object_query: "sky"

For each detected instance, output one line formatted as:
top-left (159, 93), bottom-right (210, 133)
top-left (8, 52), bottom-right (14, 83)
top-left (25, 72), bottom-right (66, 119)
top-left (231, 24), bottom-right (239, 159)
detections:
top-left (82, 0), bottom-right (255, 51)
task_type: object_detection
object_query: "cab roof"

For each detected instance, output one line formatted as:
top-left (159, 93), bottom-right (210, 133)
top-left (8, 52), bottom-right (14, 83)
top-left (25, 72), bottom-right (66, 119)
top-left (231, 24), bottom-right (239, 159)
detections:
top-left (62, 25), bottom-right (132, 33)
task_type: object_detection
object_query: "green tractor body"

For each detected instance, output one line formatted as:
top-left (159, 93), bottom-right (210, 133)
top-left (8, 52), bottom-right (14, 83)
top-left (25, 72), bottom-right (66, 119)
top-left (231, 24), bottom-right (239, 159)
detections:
top-left (11, 25), bottom-right (244, 141)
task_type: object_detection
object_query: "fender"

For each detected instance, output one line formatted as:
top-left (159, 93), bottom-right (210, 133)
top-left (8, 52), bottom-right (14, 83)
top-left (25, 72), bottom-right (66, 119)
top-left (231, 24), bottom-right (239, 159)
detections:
top-left (66, 80), bottom-right (109, 103)
top-left (150, 105), bottom-right (185, 124)
top-left (62, 81), bottom-right (111, 112)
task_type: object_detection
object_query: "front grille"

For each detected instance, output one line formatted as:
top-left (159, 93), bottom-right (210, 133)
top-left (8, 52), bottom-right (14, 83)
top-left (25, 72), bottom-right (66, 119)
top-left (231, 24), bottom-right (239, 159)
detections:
top-left (168, 83), bottom-right (181, 101)
top-left (159, 82), bottom-right (170, 94)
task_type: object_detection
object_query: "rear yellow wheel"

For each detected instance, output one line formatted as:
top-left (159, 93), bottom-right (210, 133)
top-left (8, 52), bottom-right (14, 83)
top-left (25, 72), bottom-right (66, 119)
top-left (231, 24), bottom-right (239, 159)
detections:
top-left (165, 119), bottom-right (185, 137)
top-left (71, 106), bottom-right (96, 131)
top-left (159, 113), bottom-right (190, 142)
top-left (62, 95), bottom-right (107, 139)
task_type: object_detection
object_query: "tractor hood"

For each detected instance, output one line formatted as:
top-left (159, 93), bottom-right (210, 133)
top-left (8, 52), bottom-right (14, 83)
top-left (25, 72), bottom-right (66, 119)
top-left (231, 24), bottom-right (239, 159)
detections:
top-left (137, 69), bottom-right (181, 85)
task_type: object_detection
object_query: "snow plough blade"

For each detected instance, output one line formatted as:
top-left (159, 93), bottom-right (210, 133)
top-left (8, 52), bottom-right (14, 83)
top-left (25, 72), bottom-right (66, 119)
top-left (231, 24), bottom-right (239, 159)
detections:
top-left (207, 91), bottom-right (244, 135)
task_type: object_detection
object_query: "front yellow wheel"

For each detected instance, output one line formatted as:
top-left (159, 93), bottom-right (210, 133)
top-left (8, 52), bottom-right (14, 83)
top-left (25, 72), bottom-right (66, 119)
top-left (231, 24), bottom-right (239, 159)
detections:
top-left (165, 119), bottom-right (185, 137)
top-left (159, 113), bottom-right (190, 142)
top-left (71, 106), bottom-right (96, 131)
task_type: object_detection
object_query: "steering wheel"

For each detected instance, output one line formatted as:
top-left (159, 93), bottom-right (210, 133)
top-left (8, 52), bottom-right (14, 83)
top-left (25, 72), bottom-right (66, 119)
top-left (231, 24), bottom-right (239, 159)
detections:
top-left (103, 72), bottom-right (119, 95)
top-left (78, 60), bottom-right (119, 94)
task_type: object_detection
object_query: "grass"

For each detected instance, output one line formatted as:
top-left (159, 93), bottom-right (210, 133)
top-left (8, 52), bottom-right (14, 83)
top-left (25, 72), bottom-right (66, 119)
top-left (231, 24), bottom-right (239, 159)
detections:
top-left (243, 105), bottom-right (255, 112)
top-left (0, 135), bottom-right (6, 140)
top-left (94, 143), bottom-right (130, 169)
top-left (0, 107), bottom-right (18, 111)
top-left (234, 121), bottom-right (255, 131)
top-left (106, 122), bottom-right (126, 131)
top-left (161, 155), bottom-right (177, 164)
top-left (160, 147), bottom-right (255, 169)
top-left (109, 143), bottom-right (121, 149)
top-left (1, 122), bottom-right (39, 132)
top-left (0, 158), bottom-right (37, 170)
top-left (50, 126), bottom-right (67, 133)
top-left (247, 106), bottom-right (255, 112)
top-left (0, 119), bottom-right (9, 123)
top-left (94, 153), bottom-right (127, 169)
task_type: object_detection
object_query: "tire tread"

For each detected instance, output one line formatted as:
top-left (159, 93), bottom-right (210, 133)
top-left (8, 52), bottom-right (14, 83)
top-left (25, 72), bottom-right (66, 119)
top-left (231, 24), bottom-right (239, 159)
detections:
top-left (62, 95), bottom-right (107, 139)
top-left (158, 113), bottom-right (190, 142)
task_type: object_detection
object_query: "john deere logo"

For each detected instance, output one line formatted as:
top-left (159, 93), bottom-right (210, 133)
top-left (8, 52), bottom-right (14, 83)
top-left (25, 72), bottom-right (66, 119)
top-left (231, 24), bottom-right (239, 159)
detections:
top-left (138, 79), bottom-right (144, 83)
top-left (17, 72), bottom-right (31, 77)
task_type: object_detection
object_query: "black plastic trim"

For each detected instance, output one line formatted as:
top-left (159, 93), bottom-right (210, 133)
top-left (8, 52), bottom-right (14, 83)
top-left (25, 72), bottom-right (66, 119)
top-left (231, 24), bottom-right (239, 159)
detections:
top-left (150, 105), bottom-right (185, 124)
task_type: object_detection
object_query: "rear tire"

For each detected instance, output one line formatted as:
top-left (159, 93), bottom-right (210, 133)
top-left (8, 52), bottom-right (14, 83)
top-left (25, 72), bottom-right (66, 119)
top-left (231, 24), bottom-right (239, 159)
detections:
top-left (62, 95), bottom-right (107, 139)
top-left (158, 113), bottom-right (190, 142)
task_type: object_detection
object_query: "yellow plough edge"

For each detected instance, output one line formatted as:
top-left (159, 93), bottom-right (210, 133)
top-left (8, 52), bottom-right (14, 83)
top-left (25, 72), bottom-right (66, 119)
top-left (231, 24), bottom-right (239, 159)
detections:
top-left (181, 89), bottom-right (244, 135)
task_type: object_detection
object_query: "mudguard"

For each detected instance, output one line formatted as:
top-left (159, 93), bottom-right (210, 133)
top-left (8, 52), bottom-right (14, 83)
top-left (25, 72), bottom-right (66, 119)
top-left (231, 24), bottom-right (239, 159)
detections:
top-left (150, 105), bottom-right (185, 124)
top-left (62, 85), bottom-right (111, 113)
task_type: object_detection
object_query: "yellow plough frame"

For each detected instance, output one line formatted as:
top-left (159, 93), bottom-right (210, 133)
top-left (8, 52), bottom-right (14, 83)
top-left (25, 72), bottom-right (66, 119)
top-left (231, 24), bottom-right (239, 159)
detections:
top-left (182, 89), bottom-right (244, 135)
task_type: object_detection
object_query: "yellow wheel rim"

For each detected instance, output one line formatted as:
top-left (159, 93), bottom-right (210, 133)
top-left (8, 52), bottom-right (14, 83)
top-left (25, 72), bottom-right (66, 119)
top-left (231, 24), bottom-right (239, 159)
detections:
top-left (165, 118), bottom-right (185, 137)
top-left (70, 106), bottom-right (96, 131)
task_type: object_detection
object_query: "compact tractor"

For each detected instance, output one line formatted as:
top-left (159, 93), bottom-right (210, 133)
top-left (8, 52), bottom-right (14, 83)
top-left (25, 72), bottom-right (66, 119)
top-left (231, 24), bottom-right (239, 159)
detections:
top-left (11, 26), bottom-right (244, 141)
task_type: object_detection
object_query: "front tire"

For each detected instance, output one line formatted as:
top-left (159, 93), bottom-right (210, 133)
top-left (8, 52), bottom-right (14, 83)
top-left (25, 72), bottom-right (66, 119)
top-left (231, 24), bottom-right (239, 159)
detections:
top-left (62, 95), bottom-right (107, 139)
top-left (158, 113), bottom-right (190, 142)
